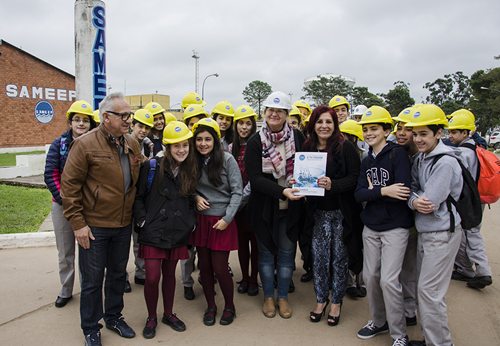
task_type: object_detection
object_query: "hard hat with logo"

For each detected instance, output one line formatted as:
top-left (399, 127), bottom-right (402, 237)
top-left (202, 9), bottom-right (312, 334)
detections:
top-left (340, 119), bottom-right (364, 141)
top-left (162, 121), bottom-right (193, 145)
top-left (183, 104), bottom-right (209, 121)
top-left (352, 105), bottom-right (368, 116)
top-left (92, 110), bottom-right (101, 124)
top-left (191, 118), bottom-right (221, 139)
top-left (448, 109), bottom-right (475, 120)
top-left (234, 105), bottom-right (257, 122)
top-left (293, 100), bottom-right (312, 114)
top-left (447, 109), bottom-right (476, 131)
top-left (132, 109), bottom-right (154, 128)
top-left (66, 100), bottom-right (94, 119)
top-left (181, 91), bottom-right (205, 109)
top-left (328, 95), bottom-right (350, 110)
top-left (211, 101), bottom-right (235, 117)
top-left (262, 91), bottom-right (292, 110)
top-left (163, 112), bottom-right (178, 124)
top-left (392, 107), bottom-right (414, 124)
top-left (405, 104), bottom-right (448, 128)
top-left (357, 106), bottom-right (394, 125)
top-left (144, 102), bottom-right (166, 116)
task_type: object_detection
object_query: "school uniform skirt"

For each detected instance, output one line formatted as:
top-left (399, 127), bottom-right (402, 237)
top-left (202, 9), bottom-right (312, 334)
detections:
top-left (139, 244), bottom-right (189, 260)
top-left (190, 214), bottom-right (239, 251)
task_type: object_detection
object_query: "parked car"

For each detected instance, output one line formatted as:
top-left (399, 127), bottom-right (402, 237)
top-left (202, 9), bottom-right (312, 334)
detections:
top-left (488, 131), bottom-right (500, 149)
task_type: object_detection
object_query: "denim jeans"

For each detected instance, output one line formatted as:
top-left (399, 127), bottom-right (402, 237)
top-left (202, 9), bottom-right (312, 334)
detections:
top-left (257, 213), bottom-right (296, 299)
top-left (79, 225), bottom-right (132, 335)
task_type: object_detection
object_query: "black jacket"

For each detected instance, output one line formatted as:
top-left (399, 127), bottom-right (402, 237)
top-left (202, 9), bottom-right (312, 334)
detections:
top-left (244, 129), bottom-right (305, 254)
top-left (133, 157), bottom-right (196, 249)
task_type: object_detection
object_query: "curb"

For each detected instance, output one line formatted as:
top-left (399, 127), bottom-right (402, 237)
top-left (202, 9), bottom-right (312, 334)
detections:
top-left (0, 231), bottom-right (55, 249)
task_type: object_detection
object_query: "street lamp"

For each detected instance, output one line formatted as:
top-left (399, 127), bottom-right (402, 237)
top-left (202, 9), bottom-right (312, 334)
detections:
top-left (481, 86), bottom-right (500, 93)
top-left (202, 73), bottom-right (219, 100)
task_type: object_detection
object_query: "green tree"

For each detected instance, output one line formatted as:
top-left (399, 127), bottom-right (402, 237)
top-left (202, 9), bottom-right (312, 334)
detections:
top-left (302, 75), bottom-right (353, 106)
top-left (242, 80), bottom-right (272, 118)
top-left (381, 81), bottom-right (415, 116)
top-left (423, 71), bottom-right (471, 114)
top-left (469, 67), bottom-right (500, 134)
top-left (351, 86), bottom-right (385, 108)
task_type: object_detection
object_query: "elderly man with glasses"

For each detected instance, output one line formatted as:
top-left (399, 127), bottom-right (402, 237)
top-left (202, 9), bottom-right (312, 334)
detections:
top-left (61, 92), bottom-right (141, 346)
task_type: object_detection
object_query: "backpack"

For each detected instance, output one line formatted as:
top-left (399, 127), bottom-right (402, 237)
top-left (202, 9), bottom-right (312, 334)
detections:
top-left (146, 158), bottom-right (157, 192)
top-left (461, 143), bottom-right (500, 205)
top-left (430, 154), bottom-right (482, 231)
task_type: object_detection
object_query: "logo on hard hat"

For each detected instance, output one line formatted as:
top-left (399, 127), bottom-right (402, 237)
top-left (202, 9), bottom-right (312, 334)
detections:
top-left (145, 113), bottom-right (151, 118)
top-left (81, 103), bottom-right (88, 109)
top-left (188, 107), bottom-right (194, 112)
top-left (241, 108), bottom-right (247, 112)
top-left (336, 97), bottom-right (341, 101)
top-left (403, 109), bottom-right (411, 114)
top-left (196, 97), bottom-right (201, 101)
top-left (273, 98), bottom-right (280, 104)
top-left (225, 105), bottom-right (230, 110)
top-left (152, 104), bottom-right (158, 108)
top-left (413, 112), bottom-right (421, 118)
top-left (175, 126), bottom-right (182, 132)
top-left (366, 111), bottom-right (372, 116)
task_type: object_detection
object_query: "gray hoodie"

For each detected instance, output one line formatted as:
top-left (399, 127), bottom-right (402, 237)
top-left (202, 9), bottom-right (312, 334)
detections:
top-left (408, 140), bottom-right (463, 232)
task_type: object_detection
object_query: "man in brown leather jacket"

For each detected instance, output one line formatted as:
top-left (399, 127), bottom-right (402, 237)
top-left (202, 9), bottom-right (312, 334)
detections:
top-left (61, 92), bottom-right (141, 346)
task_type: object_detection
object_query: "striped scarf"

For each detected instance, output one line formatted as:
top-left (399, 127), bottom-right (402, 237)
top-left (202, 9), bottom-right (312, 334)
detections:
top-left (260, 121), bottom-right (296, 181)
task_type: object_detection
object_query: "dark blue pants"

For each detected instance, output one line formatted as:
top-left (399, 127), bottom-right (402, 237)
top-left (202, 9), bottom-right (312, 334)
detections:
top-left (79, 225), bottom-right (132, 335)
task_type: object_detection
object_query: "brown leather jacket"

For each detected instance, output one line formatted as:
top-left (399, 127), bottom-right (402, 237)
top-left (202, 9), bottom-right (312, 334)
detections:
top-left (61, 125), bottom-right (142, 230)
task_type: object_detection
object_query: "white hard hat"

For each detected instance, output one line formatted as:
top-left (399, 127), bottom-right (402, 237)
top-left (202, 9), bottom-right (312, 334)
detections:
top-left (353, 105), bottom-right (368, 116)
top-left (262, 91), bottom-right (292, 110)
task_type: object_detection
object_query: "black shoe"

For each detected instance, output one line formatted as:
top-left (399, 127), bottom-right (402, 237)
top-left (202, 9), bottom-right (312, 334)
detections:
top-left (162, 313), bottom-right (186, 332)
top-left (288, 279), bottom-right (295, 293)
top-left (228, 264), bottom-right (234, 277)
top-left (327, 302), bottom-right (342, 326)
top-left (134, 276), bottom-right (145, 285)
top-left (247, 283), bottom-right (259, 296)
top-left (357, 320), bottom-right (389, 339)
top-left (106, 318), bottom-right (136, 338)
top-left (345, 286), bottom-right (359, 299)
top-left (300, 271), bottom-right (313, 282)
top-left (220, 307), bottom-right (236, 325)
top-left (55, 296), bottom-right (72, 308)
top-left (357, 286), bottom-right (367, 297)
top-left (451, 270), bottom-right (473, 282)
top-left (408, 340), bottom-right (426, 346)
top-left (237, 281), bottom-right (249, 294)
top-left (467, 275), bottom-right (493, 289)
top-left (142, 317), bottom-right (157, 339)
top-left (184, 286), bottom-right (195, 300)
top-left (309, 299), bottom-right (329, 323)
top-left (406, 316), bottom-right (417, 326)
top-left (124, 280), bottom-right (132, 293)
top-left (203, 307), bottom-right (217, 326)
top-left (84, 331), bottom-right (102, 346)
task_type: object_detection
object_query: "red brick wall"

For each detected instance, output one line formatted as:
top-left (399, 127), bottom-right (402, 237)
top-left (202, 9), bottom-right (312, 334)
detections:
top-left (0, 42), bottom-right (75, 147)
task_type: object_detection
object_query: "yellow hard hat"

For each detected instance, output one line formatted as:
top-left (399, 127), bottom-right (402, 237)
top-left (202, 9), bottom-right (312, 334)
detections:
top-left (66, 100), bottom-right (94, 119)
top-left (357, 106), bottom-right (394, 125)
top-left (191, 117), bottom-right (221, 139)
top-left (293, 100), bottom-right (312, 115)
top-left (162, 121), bottom-right (193, 145)
top-left (132, 109), bottom-right (154, 128)
top-left (393, 107), bottom-right (414, 124)
top-left (181, 91), bottom-right (205, 109)
top-left (328, 95), bottom-right (350, 110)
top-left (405, 104), bottom-right (448, 128)
top-left (163, 112), bottom-right (178, 124)
top-left (340, 119), bottom-right (364, 141)
top-left (304, 114), bottom-right (311, 126)
top-left (183, 104), bottom-right (208, 121)
top-left (211, 100), bottom-right (235, 117)
top-left (234, 105), bottom-right (257, 122)
top-left (447, 110), bottom-right (476, 131)
top-left (289, 105), bottom-right (302, 119)
top-left (92, 110), bottom-right (101, 124)
top-left (144, 102), bottom-right (166, 116)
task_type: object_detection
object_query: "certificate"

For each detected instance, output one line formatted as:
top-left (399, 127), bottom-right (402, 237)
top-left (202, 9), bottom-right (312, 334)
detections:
top-left (292, 152), bottom-right (327, 196)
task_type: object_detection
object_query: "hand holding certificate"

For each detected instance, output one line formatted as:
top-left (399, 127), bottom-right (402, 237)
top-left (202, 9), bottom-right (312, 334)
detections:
top-left (292, 152), bottom-right (328, 196)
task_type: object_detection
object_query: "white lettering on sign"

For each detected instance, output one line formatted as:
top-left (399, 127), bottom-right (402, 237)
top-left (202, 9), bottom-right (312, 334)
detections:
top-left (4, 84), bottom-right (76, 101)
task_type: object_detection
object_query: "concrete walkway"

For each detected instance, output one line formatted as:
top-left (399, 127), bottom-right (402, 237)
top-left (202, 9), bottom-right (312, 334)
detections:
top-left (0, 188), bottom-right (499, 345)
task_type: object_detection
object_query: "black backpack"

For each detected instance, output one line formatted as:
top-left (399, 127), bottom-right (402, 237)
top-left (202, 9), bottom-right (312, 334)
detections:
top-left (430, 154), bottom-right (482, 231)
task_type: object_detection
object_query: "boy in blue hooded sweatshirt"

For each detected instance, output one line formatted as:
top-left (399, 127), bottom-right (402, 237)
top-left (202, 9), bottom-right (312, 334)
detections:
top-left (405, 104), bottom-right (463, 346)
top-left (354, 106), bottom-right (414, 346)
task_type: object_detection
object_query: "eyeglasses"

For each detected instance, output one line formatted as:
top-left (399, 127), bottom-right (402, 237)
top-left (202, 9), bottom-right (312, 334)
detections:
top-left (105, 110), bottom-right (133, 121)
top-left (266, 108), bottom-right (287, 116)
top-left (72, 117), bottom-right (91, 124)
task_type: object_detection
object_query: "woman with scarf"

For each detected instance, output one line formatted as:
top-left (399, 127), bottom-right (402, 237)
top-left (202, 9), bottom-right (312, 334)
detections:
top-left (244, 91), bottom-right (305, 319)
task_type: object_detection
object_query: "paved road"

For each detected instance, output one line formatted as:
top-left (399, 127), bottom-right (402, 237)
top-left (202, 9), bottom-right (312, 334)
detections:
top-left (0, 204), bottom-right (499, 345)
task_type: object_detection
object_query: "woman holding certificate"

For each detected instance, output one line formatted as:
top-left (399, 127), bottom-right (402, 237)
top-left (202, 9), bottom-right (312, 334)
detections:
top-left (244, 91), bottom-right (305, 319)
top-left (303, 105), bottom-right (362, 326)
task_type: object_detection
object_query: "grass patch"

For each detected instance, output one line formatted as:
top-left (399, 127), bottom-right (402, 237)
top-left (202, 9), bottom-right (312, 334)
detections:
top-left (0, 151), bottom-right (45, 167)
top-left (0, 185), bottom-right (51, 234)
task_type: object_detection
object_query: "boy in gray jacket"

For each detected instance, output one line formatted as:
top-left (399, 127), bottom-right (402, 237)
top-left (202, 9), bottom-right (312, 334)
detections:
top-left (405, 105), bottom-right (463, 346)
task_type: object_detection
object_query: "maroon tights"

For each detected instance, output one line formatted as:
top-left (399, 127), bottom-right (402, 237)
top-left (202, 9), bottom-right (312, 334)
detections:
top-left (144, 258), bottom-right (178, 318)
top-left (197, 247), bottom-right (234, 309)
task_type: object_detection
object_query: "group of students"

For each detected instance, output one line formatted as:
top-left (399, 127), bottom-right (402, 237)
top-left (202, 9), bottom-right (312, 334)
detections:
top-left (44, 90), bottom-right (493, 346)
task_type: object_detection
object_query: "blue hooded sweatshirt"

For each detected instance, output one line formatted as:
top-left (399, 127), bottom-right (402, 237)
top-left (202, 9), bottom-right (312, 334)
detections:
top-left (355, 141), bottom-right (414, 231)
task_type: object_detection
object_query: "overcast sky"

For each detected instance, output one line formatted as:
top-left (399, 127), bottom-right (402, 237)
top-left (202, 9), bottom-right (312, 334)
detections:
top-left (1, 0), bottom-right (500, 111)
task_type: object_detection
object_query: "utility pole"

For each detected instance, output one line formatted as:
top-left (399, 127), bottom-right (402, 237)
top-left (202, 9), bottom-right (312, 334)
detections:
top-left (192, 50), bottom-right (200, 93)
